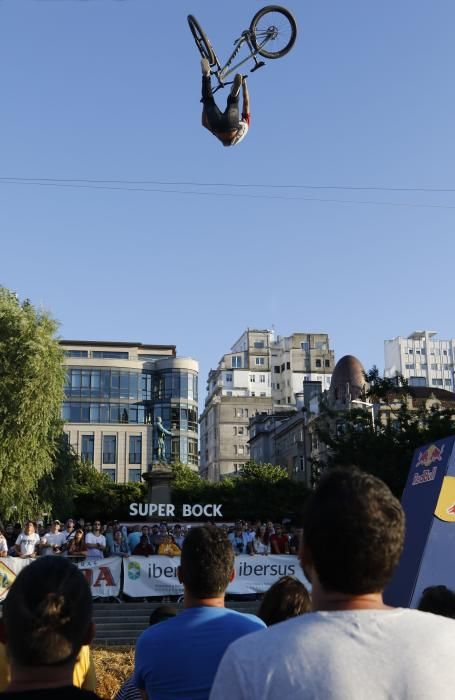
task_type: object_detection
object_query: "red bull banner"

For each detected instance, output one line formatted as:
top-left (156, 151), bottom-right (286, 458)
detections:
top-left (123, 555), bottom-right (308, 597)
top-left (385, 435), bottom-right (455, 607)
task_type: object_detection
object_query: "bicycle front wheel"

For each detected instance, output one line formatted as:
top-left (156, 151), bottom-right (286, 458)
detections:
top-left (250, 6), bottom-right (297, 59)
top-left (187, 15), bottom-right (216, 66)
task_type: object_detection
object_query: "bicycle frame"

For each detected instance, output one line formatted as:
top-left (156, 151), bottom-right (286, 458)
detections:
top-left (211, 30), bottom-right (275, 94)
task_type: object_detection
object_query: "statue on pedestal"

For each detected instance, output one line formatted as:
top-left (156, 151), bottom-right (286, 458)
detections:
top-left (154, 416), bottom-right (173, 463)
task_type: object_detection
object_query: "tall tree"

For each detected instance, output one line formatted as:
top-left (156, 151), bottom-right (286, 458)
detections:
top-left (0, 288), bottom-right (65, 519)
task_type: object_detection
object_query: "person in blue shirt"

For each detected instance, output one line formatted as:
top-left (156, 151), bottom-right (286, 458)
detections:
top-left (134, 525), bottom-right (265, 700)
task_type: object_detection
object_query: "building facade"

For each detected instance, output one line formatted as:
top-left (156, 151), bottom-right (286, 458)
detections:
top-left (199, 329), bottom-right (335, 481)
top-left (385, 331), bottom-right (455, 391)
top-left (61, 340), bottom-right (199, 483)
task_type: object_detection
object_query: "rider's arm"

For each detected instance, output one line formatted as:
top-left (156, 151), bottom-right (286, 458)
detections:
top-left (241, 79), bottom-right (250, 120)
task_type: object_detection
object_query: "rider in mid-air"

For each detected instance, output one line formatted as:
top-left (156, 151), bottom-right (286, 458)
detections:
top-left (200, 58), bottom-right (250, 147)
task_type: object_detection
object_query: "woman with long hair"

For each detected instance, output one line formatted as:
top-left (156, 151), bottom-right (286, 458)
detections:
top-left (66, 528), bottom-right (88, 562)
top-left (252, 524), bottom-right (270, 555)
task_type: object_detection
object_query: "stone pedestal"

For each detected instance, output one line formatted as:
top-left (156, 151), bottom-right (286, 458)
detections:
top-left (142, 462), bottom-right (175, 508)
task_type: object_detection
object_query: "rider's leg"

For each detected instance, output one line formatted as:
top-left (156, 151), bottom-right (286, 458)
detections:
top-left (201, 64), bottom-right (222, 129)
top-left (223, 74), bottom-right (242, 129)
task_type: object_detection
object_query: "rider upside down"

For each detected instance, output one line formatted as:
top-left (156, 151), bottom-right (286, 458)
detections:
top-left (200, 58), bottom-right (250, 147)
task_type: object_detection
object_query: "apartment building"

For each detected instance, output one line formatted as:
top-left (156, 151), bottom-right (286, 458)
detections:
top-left (199, 329), bottom-right (334, 480)
top-left (61, 340), bottom-right (199, 483)
top-left (385, 331), bottom-right (455, 391)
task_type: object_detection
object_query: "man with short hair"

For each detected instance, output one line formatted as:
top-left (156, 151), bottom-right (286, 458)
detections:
top-left (269, 525), bottom-right (289, 554)
top-left (40, 519), bottom-right (66, 556)
top-left (134, 525), bottom-right (265, 699)
top-left (210, 468), bottom-right (455, 699)
top-left (85, 520), bottom-right (106, 559)
top-left (15, 521), bottom-right (40, 559)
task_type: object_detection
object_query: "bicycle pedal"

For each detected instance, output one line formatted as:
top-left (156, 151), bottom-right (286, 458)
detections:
top-left (250, 61), bottom-right (265, 73)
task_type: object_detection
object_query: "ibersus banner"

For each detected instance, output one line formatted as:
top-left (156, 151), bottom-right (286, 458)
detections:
top-left (123, 555), bottom-right (308, 597)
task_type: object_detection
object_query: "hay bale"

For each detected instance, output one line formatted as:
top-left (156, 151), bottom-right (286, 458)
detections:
top-left (93, 646), bottom-right (135, 699)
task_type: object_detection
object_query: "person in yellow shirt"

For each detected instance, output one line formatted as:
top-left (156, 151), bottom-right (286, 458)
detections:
top-left (0, 643), bottom-right (96, 692)
top-left (157, 534), bottom-right (181, 557)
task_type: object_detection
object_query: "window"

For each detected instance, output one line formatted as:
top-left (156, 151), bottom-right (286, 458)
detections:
top-left (409, 377), bottom-right (426, 387)
top-left (254, 340), bottom-right (265, 348)
top-left (225, 373), bottom-right (232, 382)
top-left (234, 445), bottom-right (245, 456)
top-left (276, 383), bottom-right (280, 390)
top-left (103, 469), bottom-right (116, 482)
top-left (286, 362), bottom-right (290, 370)
top-left (232, 355), bottom-right (242, 368)
top-left (274, 366), bottom-right (280, 373)
top-left (315, 359), bottom-right (322, 368)
top-left (445, 379), bottom-right (452, 386)
top-left (281, 363), bottom-right (285, 372)
top-left (259, 374), bottom-right (265, 383)
top-left (432, 379), bottom-right (443, 386)
top-left (93, 351), bottom-right (129, 359)
top-left (128, 469), bottom-right (142, 482)
top-left (315, 341), bottom-right (327, 350)
top-left (81, 435), bottom-right (94, 462)
top-left (431, 364), bottom-right (439, 371)
top-left (325, 359), bottom-right (330, 368)
top-left (65, 350), bottom-right (88, 358)
top-left (260, 392), bottom-right (266, 397)
top-left (287, 397), bottom-right (291, 404)
top-left (255, 357), bottom-right (265, 366)
top-left (300, 342), bottom-right (309, 351)
top-left (405, 364), bottom-right (415, 369)
top-left (102, 435), bottom-right (117, 464)
top-left (238, 426), bottom-right (244, 435)
top-left (249, 374), bottom-right (256, 382)
top-left (408, 349), bottom-right (413, 354)
top-left (129, 435), bottom-right (142, 464)
top-left (251, 391), bottom-right (255, 396)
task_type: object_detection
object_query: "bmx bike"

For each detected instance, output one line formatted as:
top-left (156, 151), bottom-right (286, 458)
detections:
top-left (188, 5), bottom-right (297, 94)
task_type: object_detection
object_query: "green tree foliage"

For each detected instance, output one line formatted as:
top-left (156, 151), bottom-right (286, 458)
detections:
top-left (38, 435), bottom-right (81, 519)
top-left (0, 288), bottom-right (65, 520)
top-left (171, 461), bottom-right (310, 524)
top-left (317, 367), bottom-right (455, 497)
top-left (72, 461), bottom-right (147, 521)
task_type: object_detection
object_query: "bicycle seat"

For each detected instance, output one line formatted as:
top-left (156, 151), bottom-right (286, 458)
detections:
top-left (250, 61), bottom-right (265, 72)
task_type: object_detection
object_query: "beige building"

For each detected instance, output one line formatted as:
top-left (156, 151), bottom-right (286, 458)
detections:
top-left (61, 340), bottom-right (199, 483)
top-left (200, 329), bottom-right (334, 481)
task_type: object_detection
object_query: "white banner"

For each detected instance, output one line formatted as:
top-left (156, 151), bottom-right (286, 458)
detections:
top-left (0, 556), bottom-right (122, 600)
top-left (0, 557), bottom-right (30, 601)
top-left (77, 556), bottom-right (122, 598)
top-left (123, 555), bottom-right (308, 597)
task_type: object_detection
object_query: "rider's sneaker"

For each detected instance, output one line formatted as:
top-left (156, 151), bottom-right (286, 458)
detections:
top-left (201, 58), bottom-right (210, 76)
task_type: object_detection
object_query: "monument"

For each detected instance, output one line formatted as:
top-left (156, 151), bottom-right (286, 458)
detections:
top-left (141, 417), bottom-right (175, 509)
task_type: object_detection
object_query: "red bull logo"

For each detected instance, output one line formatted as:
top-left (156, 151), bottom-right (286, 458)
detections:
top-left (415, 444), bottom-right (445, 469)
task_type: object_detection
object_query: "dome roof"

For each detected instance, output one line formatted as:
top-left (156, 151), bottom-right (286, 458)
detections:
top-left (330, 355), bottom-right (366, 401)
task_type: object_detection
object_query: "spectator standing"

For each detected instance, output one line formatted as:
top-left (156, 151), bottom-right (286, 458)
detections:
top-left (252, 525), bottom-right (270, 555)
top-left (269, 525), bottom-right (290, 554)
top-left (15, 521), bottom-right (40, 558)
top-left (134, 525), bottom-right (265, 699)
top-left (110, 530), bottom-right (130, 557)
top-left (228, 523), bottom-right (249, 556)
top-left (0, 555), bottom-right (101, 699)
top-left (67, 529), bottom-right (88, 561)
top-left (62, 519), bottom-right (77, 552)
top-left (210, 468), bottom-right (455, 700)
top-left (85, 520), bottom-right (106, 559)
top-left (172, 524), bottom-right (185, 550)
top-left (132, 535), bottom-right (154, 557)
top-left (40, 519), bottom-right (66, 556)
top-left (127, 525), bottom-right (141, 552)
top-left (157, 534), bottom-right (181, 557)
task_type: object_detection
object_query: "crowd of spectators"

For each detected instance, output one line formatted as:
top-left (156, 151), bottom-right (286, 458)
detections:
top-left (0, 517), bottom-right (301, 561)
top-left (1, 468), bottom-right (455, 699)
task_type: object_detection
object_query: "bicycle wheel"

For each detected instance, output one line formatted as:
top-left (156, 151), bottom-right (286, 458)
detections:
top-left (187, 15), bottom-right (216, 66)
top-left (250, 6), bottom-right (297, 59)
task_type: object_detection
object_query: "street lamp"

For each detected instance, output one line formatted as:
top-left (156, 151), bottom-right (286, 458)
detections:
top-left (350, 399), bottom-right (376, 430)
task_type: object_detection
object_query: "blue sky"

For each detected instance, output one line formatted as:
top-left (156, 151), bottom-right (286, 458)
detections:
top-left (1, 0), bottom-right (454, 398)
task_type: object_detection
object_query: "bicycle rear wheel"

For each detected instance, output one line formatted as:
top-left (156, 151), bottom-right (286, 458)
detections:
top-left (187, 15), bottom-right (216, 66)
top-left (250, 6), bottom-right (297, 59)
